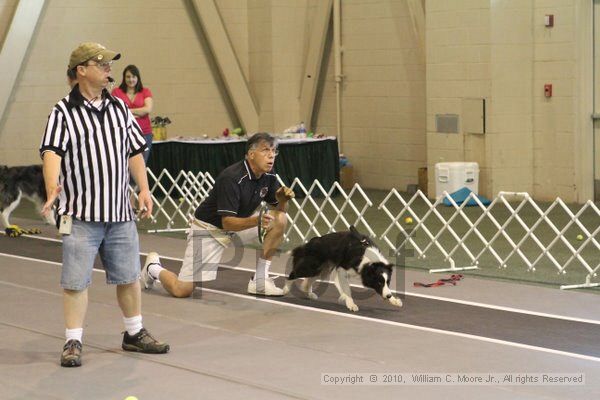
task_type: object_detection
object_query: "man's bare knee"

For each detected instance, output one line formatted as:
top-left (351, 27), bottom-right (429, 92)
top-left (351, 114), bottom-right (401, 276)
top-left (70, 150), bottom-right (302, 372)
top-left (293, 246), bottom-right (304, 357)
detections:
top-left (172, 281), bottom-right (194, 298)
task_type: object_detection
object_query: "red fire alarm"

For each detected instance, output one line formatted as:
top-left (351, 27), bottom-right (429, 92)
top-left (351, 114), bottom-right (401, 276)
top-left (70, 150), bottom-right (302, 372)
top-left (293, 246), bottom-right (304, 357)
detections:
top-left (544, 84), bottom-right (552, 97)
top-left (545, 14), bottom-right (554, 27)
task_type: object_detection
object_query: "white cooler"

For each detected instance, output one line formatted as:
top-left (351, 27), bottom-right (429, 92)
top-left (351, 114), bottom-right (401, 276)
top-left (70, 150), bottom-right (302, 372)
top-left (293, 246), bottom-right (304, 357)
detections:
top-left (434, 162), bottom-right (479, 199)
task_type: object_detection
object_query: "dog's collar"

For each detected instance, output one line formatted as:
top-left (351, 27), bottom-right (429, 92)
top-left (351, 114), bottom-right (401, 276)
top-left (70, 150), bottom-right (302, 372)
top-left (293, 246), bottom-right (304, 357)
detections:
top-left (67, 84), bottom-right (117, 109)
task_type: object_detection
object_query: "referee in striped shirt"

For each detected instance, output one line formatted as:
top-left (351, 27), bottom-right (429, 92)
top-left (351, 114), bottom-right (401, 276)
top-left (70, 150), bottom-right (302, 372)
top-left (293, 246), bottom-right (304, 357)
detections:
top-left (40, 42), bottom-right (169, 367)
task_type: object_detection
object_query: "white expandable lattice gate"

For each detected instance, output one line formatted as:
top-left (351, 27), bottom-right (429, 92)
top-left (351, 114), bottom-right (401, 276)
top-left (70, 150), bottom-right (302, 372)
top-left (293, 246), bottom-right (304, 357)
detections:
top-left (378, 189), bottom-right (600, 289)
top-left (132, 168), bottom-right (215, 233)
top-left (136, 168), bottom-right (600, 290)
top-left (282, 177), bottom-right (375, 242)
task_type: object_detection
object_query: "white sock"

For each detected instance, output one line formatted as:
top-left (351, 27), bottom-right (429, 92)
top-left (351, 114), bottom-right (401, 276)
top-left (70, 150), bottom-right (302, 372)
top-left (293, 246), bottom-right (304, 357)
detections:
top-left (65, 328), bottom-right (83, 343)
top-left (148, 263), bottom-right (164, 280)
top-left (255, 258), bottom-right (271, 287)
top-left (123, 315), bottom-right (143, 336)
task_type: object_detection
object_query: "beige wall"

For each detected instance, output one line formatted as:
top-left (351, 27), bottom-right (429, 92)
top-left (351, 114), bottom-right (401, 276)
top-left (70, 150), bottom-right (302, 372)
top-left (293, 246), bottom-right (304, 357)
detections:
top-left (0, 0), bottom-right (591, 202)
top-left (247, 0), bottom-right (316, 132)
top-left (217, 0), bottom-right (249, 83)
top-left (0, 0), bottom-right (236, 166)
top-left (315, 0), bottom-right (427, 191)
top-left (0, 0), bottom-right (426, 194)
top-left (426, 0), bottom-right (587, 202)
top-left (0, 0), bottom-right (18, 47)
top-left (426, 0), bottom-right (491, 196)
top-left (246, 0), bottom-right (343, 134)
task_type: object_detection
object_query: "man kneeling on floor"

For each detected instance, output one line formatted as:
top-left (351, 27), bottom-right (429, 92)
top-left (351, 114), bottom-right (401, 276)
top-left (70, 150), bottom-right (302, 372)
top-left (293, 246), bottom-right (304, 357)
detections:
top-left (143, 132), bottom-right (295, 297)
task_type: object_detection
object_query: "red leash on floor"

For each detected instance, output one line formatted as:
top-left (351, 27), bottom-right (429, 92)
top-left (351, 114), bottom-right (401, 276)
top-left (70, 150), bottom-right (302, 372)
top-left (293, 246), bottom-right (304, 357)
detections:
top-left (413, 274), bottom-right (464, 288)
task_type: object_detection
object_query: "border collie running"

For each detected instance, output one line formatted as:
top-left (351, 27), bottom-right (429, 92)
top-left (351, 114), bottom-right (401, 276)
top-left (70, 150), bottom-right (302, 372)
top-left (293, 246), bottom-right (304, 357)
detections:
top-left (283, 226), bottom-right (402, 312)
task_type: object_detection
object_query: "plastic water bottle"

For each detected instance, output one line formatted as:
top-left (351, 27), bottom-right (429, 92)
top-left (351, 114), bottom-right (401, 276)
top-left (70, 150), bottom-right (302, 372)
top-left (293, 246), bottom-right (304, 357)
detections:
top-left (298, 122), bottom-right (306, 138)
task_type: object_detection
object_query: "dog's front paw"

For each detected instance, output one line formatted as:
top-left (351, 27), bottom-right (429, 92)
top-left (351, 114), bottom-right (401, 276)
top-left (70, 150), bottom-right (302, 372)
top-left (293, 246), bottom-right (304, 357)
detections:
top-left (337, 295), bottom-right (359, 312)
top-left (389, 296), bottom-right (403, 307)
top-left (345, 299), bottom-right (359, 312)
top-left (306, 292), bottom-right (318, 300)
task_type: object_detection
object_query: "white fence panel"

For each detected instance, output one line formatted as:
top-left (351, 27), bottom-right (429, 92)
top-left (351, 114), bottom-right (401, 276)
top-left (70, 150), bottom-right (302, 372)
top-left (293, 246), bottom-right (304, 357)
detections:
top-left (280, 176), bottom-right (375, 243)
top-left (139, 168), bottom-right (599, 290)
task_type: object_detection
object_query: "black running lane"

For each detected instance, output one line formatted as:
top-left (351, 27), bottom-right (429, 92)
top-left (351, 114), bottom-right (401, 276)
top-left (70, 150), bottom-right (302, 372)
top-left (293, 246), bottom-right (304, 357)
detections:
top-left (2, 235), bottom-right (599, 358)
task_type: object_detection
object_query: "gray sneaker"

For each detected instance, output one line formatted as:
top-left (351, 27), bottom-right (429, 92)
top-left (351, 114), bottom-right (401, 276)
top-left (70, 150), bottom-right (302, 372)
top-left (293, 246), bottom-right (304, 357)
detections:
top-left (141, 252), bottom-right (160, 289)
top-left (60, 339), bottom-right (82, 367)
top-left (122, 328), bottom-right (170, 354)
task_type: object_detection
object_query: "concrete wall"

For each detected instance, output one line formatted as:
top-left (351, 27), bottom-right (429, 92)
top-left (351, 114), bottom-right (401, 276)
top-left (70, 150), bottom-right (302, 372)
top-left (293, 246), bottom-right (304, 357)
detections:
top-left (0, 0), bottom-right (18, 47)
top-left (0, 0), bottom-right (592, 202)
top-left (426, 0), bottom-right (588, 202)
top-left (315, 0), bottom-right (426, 191)
top-left (0, 0), bottom-right (236, 165)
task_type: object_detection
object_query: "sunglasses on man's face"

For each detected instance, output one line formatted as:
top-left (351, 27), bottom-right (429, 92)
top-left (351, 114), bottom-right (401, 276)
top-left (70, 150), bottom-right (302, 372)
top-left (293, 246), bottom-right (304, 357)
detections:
top-left (83, 60), bottom-right (113, 71)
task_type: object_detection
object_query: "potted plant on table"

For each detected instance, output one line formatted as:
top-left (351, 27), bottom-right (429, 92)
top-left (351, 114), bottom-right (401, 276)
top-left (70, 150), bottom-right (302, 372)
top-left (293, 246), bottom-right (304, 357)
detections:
top-left (151, 116), bottom-right (172, 141)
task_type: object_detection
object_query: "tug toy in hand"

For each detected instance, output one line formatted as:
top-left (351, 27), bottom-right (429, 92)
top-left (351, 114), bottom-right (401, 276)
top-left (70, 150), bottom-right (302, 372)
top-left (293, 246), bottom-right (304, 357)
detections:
top-left (257, 201), bottom-right (270, 244)
top-left (275, 186), bottom-right (295, 203)
top-left (258, 187), bottom-right (294, 243)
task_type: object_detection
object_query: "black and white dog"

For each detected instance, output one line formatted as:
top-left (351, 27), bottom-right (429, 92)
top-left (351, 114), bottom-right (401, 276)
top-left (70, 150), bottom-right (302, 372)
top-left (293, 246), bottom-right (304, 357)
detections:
top-left (283, 226), bottom-right (403, 312)
top-left (0, 165), bottom-right (55, 230)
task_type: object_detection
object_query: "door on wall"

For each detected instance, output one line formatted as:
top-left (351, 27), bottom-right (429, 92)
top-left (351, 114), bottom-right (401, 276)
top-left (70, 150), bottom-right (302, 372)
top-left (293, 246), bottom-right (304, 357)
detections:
top-left (595, 1), bottom-right (600, 201)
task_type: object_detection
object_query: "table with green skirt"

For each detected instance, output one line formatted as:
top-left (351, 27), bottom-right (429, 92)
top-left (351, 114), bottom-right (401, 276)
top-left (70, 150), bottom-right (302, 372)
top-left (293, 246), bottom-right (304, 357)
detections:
top-left (146, 137), bottom-right (340, 196)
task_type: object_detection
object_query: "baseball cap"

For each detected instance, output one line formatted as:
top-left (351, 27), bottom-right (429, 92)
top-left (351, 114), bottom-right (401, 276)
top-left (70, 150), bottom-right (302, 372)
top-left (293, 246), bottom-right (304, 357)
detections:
top-left (68, 42), bottom-right (121, 69)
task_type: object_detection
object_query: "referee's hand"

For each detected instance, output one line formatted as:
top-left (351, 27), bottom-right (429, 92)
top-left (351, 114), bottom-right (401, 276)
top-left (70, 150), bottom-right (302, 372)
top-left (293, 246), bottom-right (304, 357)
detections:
top-left (275, 186), bottom-right (295, 203)
top-left (137, 189), bottom-right (153, 219)
top-left (42, 186), bottom-right (61, 217)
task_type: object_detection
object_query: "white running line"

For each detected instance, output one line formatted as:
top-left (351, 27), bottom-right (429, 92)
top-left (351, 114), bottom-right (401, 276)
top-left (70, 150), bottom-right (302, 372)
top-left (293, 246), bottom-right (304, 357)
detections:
top-left (1, 252), bottom-right (600, 364)
top-left (153, 259), bottom-right (600, 326)
top-left (399, 291), bottom-right (600, 326)
top-left (1, 253), bottom-right (62, 266)
top-left (200, 287), bottom-right (600, 364)
top-left (4, 234), bottom-right (600, 326)
top-left (213, 265), bottom-right (600, 326)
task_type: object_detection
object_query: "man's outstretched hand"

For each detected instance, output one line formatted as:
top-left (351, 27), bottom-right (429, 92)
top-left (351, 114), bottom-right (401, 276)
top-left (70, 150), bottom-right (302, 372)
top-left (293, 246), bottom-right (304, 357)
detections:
top-left (275, 186), bottom-right (295, 203)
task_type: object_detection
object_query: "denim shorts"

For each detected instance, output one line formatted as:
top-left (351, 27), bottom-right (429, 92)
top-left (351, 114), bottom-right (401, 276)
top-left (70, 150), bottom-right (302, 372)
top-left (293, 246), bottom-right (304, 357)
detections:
top-left (61, 219), bottom-right (141, 290)
top-left (142, 133), bottom-right (152, 164)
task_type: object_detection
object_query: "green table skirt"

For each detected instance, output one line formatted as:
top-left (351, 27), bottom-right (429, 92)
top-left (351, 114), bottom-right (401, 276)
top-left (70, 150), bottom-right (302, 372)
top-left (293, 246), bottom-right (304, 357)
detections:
top-left (147, 138), bottom-right (340, 195)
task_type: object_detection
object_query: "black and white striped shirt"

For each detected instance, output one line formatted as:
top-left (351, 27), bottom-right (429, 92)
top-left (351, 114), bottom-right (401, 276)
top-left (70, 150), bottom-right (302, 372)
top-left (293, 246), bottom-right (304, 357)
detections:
top-left (39, 85), bottom-right (147, 222)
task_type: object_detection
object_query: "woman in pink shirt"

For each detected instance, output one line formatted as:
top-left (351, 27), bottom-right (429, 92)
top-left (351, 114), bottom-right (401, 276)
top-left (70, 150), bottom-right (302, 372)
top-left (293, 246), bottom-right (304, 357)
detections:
top-left (112, 65), bottom-right (154, 164)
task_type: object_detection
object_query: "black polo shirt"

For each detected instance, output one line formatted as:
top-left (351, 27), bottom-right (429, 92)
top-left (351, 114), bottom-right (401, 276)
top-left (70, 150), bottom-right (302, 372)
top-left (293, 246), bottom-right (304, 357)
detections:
top-left (195, 160), bottom-right (280, 228)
